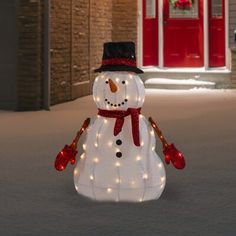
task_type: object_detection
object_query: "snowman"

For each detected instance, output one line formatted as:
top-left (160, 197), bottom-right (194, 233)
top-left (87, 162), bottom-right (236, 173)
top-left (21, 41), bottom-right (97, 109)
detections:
top-left (55, 42), bottom-right (185, 202)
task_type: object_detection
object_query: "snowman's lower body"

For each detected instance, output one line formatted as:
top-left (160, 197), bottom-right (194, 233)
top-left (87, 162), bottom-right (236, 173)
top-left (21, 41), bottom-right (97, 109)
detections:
top-left (74, 116), bottom-right (166, 202)
top-left (74, 151), bottom-right (166, 202)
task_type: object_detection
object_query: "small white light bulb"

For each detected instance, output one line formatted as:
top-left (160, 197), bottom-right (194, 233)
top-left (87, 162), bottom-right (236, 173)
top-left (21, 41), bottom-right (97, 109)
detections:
top-left (94, 142), bottom-right (98, 147)
top-left (108, 141), bottom-right (113, 147)
top-left (115, 162), bottom-right (121, 167)
top-left (90, 175), bottom-right (94, 180)
top-left (161, 177), bottom-right (166, 183)
top-left (107, 188), bottom-right (112, 193)
top-left (136, 156), bottom-right (141, 161)
top-left (152, 146), bottom-right (155, 151)
top-left (104, 119), bottom-right (108, 124)
top-left (93, 158), bottom-right (99, 163)
top-left (142, 173), bottom-right (148, 179)
top-left (82, 144), bottom-right (87, 151)
top-left (158, 163), bottom-right (162, 168)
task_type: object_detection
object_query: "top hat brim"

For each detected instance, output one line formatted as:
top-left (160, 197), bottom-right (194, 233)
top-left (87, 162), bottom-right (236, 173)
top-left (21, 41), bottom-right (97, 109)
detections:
top-left (94, 65), bottom-right (143, 74)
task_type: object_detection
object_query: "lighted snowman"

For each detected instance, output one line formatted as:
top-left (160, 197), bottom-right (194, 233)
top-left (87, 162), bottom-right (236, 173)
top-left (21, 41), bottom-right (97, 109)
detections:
top-left (55, 42), bottom-right (185, 202)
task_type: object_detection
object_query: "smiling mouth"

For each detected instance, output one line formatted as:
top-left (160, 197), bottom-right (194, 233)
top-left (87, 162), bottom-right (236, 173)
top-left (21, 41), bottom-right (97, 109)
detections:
top-left (105, 98), bottom-right (128, 107)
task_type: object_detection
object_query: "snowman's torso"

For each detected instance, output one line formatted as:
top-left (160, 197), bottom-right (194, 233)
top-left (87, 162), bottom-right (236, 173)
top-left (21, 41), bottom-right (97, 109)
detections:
top-left (74, 115), bottom-right (166, 202)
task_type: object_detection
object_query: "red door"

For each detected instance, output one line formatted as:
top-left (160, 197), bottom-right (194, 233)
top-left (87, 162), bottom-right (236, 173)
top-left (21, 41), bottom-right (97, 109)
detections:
top-left (163, 0), bottom-right (204, 67)
top-left (209, 0), bottom-right (225, 67)
top-left (142, 0), bottom-right (158, 66)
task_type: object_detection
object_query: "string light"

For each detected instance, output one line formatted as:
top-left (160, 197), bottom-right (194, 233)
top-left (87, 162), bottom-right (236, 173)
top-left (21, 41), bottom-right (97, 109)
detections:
top-left (161, 177), bottom-right (165, 183)
top-left (141, 141), bottom-right (144, 147)
top-left (74, 169), bottom-right (78, 175)
top-left (152, 146), bottom-right (155, 151)
top-left (94, 142), bottom-right (98, 147)
top-left (108, 141), bottom-right (113, 147)
top-left (142, 173), bottom-right (148, 179)
top-left (136, 156), bottom-right (141, 161)
top-left (150, 130), bottom-right (154, 136)
top-left (96, 97), bottom-right (100, 102)
top-left (80, 153), bottom-right (85, 160)
top-left (93, 157), bottom-right (99, 163)
top-left (139, 198), bottom-right (143, 202)
top-left (115, 78), bottom-right (120, 83)
top-left (82, 144), bottom-right (87, 151)
top-left (104, 119), bottom-right (108, 124)
top-left (107, 188), bottom-right (112, 193)
top-left (115, 161), bottom-right (121, 167)
top-left (90, 175), bottom-right (94, 180)
top-left (158, 163), bottom-right (162, 168)
top-left (115, 178), bottom-right (121, 184)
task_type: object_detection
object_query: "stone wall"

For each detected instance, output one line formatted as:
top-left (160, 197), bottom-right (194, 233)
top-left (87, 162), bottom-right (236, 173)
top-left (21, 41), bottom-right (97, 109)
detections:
top-left (112, 0), bottom-right (138, 46)
top-left (231, 49), bottom-right (236, 88)
top-left (50, 0), bottom-right (112, 105)
top-left (229, 0), bottom-right (236, 47)
top-left (50, 0), bottom-right (72, 105)
top-left (17, 0), bottom-right (43, 110)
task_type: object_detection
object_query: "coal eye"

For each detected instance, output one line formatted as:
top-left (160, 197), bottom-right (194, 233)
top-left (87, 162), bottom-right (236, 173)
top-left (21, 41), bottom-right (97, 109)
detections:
top-left (105, 80), bottom-right (109, 84)
top-left (122, 81), bottom-right (126, 84)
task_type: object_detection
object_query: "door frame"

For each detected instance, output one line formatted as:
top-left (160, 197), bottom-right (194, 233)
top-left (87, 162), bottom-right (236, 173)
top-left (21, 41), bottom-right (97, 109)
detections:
top-left (138, 0), bottom-right (230, 70)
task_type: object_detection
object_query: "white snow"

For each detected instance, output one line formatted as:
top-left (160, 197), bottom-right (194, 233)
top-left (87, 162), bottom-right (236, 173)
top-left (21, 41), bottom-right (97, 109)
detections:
top-left (1, 89), bottom-right (236, 235)
top-left (145, 78), bottom-right (215, 85)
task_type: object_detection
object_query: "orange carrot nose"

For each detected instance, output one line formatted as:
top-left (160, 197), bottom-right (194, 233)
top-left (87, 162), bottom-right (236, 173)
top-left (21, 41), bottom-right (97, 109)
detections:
top-left (108, 79), bottom-right (118, 93)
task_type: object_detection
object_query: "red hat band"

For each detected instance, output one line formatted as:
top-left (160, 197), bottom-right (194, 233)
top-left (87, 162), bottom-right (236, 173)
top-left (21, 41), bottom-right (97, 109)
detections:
top-left (102, 58), bottom-right (136, 67)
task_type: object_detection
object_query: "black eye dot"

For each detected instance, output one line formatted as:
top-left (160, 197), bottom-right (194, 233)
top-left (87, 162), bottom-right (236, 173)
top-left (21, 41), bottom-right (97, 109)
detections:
top-left (122, 81), bottom-right (126, 84)
top-left (105, 81), bottom-right (109, 84)
top-left (105, 99), bottom-right (108, 101)
top-left (125, 99), bottom-right (128, 102)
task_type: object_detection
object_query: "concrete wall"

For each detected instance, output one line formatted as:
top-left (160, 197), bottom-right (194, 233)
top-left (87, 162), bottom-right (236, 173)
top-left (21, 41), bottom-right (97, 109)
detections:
top-left (0, 0), bottom-right (17, 110)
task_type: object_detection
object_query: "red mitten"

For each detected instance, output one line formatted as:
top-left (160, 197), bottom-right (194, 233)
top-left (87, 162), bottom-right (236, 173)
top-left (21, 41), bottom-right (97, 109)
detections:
top-left (55, 145), bottom-right (78, 171)
top-left (163, 143), bottom-right (185, 169)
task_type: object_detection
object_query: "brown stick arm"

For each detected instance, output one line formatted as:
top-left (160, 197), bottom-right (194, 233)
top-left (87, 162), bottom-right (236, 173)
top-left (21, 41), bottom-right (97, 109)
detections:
top-left (148, 117), bottom-right (168, 148)
top-left (71, 118), bottom-right (91, 148)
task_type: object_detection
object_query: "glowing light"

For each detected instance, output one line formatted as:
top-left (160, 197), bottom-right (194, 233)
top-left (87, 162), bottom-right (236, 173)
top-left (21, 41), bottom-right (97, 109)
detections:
top-left (150, 130), bottom-right (154, 136)
top-left (131, 181), bottom-right (135, 185)
top-left (74, 169), bottom-right (78, 175)
top-left (104, 119), bottom-right (108, 124)
top-left (161, 177), bottom-right (166, 183)
top-left (115, 78), bottom-right (120, 83)
top-left (158, 163), bottom-right (162, 168)
top-left (160, 184), bottom-right (164, 189)
top-left (96, 97), bottom-right (100, 102)
top-left (129, 74), bottom-right (133, 79)
top-left (136, 156), bottom-right (141, 161)
top-left (115, 161), bottom-right (121, 167)
top-left (152, 146), bottom-right (155, 151)
top-left (141, 141), bottom-right (144, 146)
top-left (83, 144), bottom-right (87, 150)
top-left (139, 114), bottom-right (143, 118)
top-left (75, 186), bottom-right (79, 191)
top-left (94, 142), bottom-right (98, 147)
top-left (90, 175), bottom-right (94, 180)
top-left (93, 158), bottom-right (99, 163)
top-left (97, 115), bottom-right (101, 118)
top-left (107, 188), bottom-right (112, 193)
top-left (80, 153), bottom-right (85, 160)
top-left (108, 141), bottom-right (113, 147)
top-left (139, 198), bottom-right (143, 202)
top-left (115, 178), bottom-right (121, 184)
top-left (142, 173), bottom-right (148, 179)
top-left (138, 97), bottom-right (141, 102)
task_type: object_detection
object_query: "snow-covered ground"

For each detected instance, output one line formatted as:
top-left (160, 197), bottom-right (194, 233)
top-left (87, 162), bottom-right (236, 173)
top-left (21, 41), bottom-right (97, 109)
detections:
top-left (1, 89), bottom-right (236, 236)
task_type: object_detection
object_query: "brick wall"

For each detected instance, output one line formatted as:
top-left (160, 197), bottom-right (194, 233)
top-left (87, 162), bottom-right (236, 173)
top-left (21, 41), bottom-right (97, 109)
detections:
top-left (50, 0), bottom-right (72, 105)
top-left (50, 0), bottom-right (112, 104)
top-left (229, 0), bottom-right (236, 47)
top-left (112, 0), bottom-right (138, 46)
top-left (17, 0), bottom-right (43, 110)
top-left (231, 49), bottom-right (236, 88)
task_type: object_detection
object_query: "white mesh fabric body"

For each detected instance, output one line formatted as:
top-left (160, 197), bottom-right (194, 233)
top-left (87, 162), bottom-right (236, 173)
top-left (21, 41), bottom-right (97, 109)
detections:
top-left (74, 72), bottom-right (166, 202)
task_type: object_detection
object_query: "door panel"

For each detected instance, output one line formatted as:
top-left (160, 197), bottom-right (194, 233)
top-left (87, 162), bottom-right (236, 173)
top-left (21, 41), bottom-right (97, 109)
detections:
top-left (163, 0), bottom-right (204, 67)
top-left (142, 0), bottom-right (158, 66)
top-left (209, 0), bottom-right (225, 67)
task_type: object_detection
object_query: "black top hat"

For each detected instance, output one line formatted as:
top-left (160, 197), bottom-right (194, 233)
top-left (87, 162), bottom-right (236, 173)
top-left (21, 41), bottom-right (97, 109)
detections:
top-left (94, 42), bottom-right (143, 74)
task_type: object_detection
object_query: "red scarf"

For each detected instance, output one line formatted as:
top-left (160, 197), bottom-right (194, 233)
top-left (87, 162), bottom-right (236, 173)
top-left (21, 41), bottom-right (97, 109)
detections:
top-left (98, 108), bottom-right (141, 146)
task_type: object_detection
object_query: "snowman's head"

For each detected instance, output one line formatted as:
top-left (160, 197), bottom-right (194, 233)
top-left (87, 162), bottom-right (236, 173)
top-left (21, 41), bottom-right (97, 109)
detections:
top-left (93, 71), bottom-right (145, 110)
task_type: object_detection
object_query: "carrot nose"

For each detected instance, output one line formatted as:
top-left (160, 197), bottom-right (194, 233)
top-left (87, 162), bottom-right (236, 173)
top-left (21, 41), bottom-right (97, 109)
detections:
top-left (108, 79), bottom-right (118, 93)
